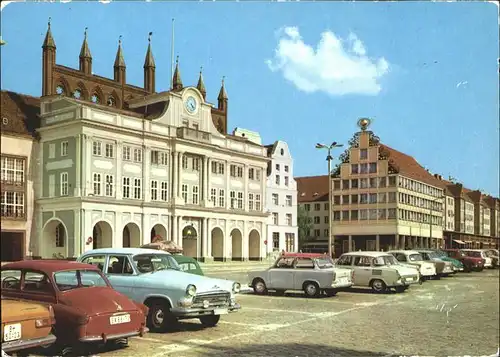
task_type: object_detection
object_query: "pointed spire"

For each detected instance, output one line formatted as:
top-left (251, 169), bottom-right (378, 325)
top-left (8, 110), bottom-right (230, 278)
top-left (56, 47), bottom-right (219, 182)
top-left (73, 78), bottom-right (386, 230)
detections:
top-left (197, 66), bottom-right (206, 99)
top-left (42, 17), bottom-right (56, 48)
top-left (172, 55), bottom-right (183, 91)
top-left (114, 35), bottom-right (125, 68)
top-left (218, 76), bottom-right (228, 100)
top-left (79, 27), bottom-right (91, 58)
top-left (143, 32), bottom-right (155, 68)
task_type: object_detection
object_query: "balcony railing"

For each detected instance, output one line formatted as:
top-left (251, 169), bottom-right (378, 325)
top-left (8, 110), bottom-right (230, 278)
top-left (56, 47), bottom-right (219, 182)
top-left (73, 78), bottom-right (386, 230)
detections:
top-left (176, 127), bottom-right (211, 143)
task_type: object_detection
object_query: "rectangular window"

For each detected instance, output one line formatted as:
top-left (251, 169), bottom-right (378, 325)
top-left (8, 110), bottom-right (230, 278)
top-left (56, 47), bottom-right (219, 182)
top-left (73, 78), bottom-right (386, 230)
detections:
top-left (160, 182), bottom-right (168, 201)
top-left (314, 216), bottom-right (320, 224)
top-left (360, 163), bottom-right (368, 174)
top-left (192, 158), bottom-right (200, 171)
top-left (304, 204), bottom-right (310, 211)
top-left (333, 195), bottom-right (341, 205)
top-left (388, 208), bottom-right (397, 219)
top-left (351, 194), bottom-right (358, 204)
top-left (105, 143), bottom-right (114, 158)
top-left (286, 214), bottom-right (292, 226)
top-left (192, 186), bottom-right (199, 204)
top-left (93, 173), bottom-right (102, 196)
top-left (388, 176), bottom-right (397, 187)
top-left (255, 194), bottom-right (262, 211)
top-left (219, 189), bottom-right (225, 208)
top-left (272, 194), bottom-right (279, 205)
top-left (275, 175), bottom-right (280, 185)
top-left (369, 178), bottom-right (377, 188)
top-left (342, 210), bottom-right (349, 220)
top-left (151, 151), bottom-right (168, 166)
top-left (388, 192), bottom-right (397, 203)
top-left (314, 203), bottom-right (321, 210)
top-left (237, 192), bottom-right (243, 209)
top-left (360, 178), bottom-right (368, 189)
top-left (284, 165), bottom-right (289, 173)
top-left (256, 169), bottom-right (261, 181)
top-left (1, 191), bottom-right (25, 218)
top-left (360, 148), bottom-right (368, 160)
top-left (272, 232), bottom-right (280, 249)
top-left (48, 144), bottom-right (56, 159)
top-left (133, 148), bottom-right (142, 163)
top-left (230, 191), bottom-right (236, 209)
top-left (369, 163), bottom-right (377, 173)
top-left (378, 193), bottom-right (386, 203)
top-left (276, 164), bottom-right (280, 171)
top-left (324, 215), bottom-right (329, 224)
top-left (378, 177), bottom-right (387, 187)
top-left (248, 168), bottom-right (255, 180)
top-left (182, 184), bottom-right (188, 202)
top-left (60, 172), bottom-right (69, 196)
top-left (61, 141), bottom-right (68, 156)
top-left (342, 195), bottom-right (349, 204)
top-left (151, 180), bottom-right (158, 201)
top-left (93, 141), bottom-right (102, 156)
top-left (360, 194), bottom-right (368, 204)
top-left (248, 193), bottom-right (254, 210)
top-left (333, 211), bottom-right (341, 221)
top-left (211, 188), bottom-right (217, 203)
top-left (324, 203), bottom-right (328, 210)
top-left (122, 146), bottom-right (131, 161)
top-left (105, 175), bottom-right (113, 197)
top-left (284, 176), bottom-right (289, 186)
top-left (272, 213), bottom-right (278, 225)
top-left (182, 156), bottom-right (188, 169)
top-left (324, 229), bottom-right (329, 237)
top-left (351, 210), bottom-right (359, 220)
top-left (333, 180), bottom-right (341, 190)
top-left (122, 177), bottom-right (131, 198)
top-left (133, 178), bottom-right (142, 199)
top-left (360, 209), bottom-right (368, 220)
top-left (286, 195), bottom-right (292, 206)
top-left (351, 164), bottom-right (359, 174)
top-left (351, 179), bottom-right (358, 189)
top-left (1, 157), bottom-right (25, 184)
top-left (342, 180), bottom-right (350, 190)
top-left (369, 209), bottom-right (378, 220)
top-left (211, 161), bottom-right (218, 174)
top-left (369, 193), bottom-right (377, 204)
top-left (314, 229), bottom-right (320, 237)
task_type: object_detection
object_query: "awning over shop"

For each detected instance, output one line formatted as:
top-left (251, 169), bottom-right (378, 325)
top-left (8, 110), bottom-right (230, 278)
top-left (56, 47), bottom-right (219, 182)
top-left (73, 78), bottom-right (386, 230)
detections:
top-left (453, 239), bottom-right (466, 244)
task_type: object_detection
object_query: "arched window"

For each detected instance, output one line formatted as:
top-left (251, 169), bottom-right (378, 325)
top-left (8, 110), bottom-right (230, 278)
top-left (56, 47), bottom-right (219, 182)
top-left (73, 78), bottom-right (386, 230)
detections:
top-left (55, 84), bottom-right (66, 96)
top-left (91, 93), bottom-right (100, 104)
top-left (55, 223), bottom-right (65, 247)
top-left (73, 89), bottom-right (82, 99)
top-left (107, 96), bottom-right (116, 107)
top-left (280, 148), bottom-right (284, 156)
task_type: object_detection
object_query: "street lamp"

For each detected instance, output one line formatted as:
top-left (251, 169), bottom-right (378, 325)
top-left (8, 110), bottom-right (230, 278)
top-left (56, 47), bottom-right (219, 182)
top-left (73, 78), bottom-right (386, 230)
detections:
top-left (316, 141), bottom-right (344, 258)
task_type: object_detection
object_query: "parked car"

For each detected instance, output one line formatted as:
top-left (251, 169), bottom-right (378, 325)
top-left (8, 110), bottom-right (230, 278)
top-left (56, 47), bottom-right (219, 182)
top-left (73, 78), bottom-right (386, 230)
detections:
top-left (172, 255), bottom-right (204, 276)
top-left (442, 249), bottom-right (485, 272)
top-left (335, 251), bottom-right (420, 293)
top-left (430, 250), bottom-right (465, 272)
top-left (461, 249), bottom-right (494, 269)
top-left (417, 250), bottom-right (455, 277)
top-left (247, 253), bottom-right (353, 298)
top-left (78, 248), bottom-right (241, 332)
top-left (483, 249), bottom-right (499, 268)
top-left (1, 260), bottom-right (148, 355)
top-left (1, 297), bottom-right (57, 354)
top-left (388, 250), bottom-right (437, 280)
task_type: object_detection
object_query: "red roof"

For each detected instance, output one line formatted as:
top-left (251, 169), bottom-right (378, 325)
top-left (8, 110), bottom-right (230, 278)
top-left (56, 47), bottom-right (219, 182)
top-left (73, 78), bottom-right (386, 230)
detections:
top-left (296, 175), bottom-right (329, 203)
top-left (281, 253), bottom-right (328, 259)
top-left (0, 90), bottom-right (40, 137)
top-left (1, 260), bottom-right (98, 275)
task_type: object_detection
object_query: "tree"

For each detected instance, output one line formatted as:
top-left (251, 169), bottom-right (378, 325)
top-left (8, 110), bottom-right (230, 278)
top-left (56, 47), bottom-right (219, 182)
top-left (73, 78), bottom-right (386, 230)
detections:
top-left (297, 205), bottom-right (313, 249)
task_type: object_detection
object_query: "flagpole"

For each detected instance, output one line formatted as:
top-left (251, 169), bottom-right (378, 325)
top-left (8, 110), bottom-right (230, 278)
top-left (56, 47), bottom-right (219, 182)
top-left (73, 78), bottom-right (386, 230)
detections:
top-left (170, 18), bottom-right (175, 89)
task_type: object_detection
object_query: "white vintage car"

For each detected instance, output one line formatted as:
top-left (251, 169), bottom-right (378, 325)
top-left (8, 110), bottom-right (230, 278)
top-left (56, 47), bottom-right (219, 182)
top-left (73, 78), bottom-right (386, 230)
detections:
top-left (388, 250), bottom-right (437, 280)
top-left (247, 253), bottom-right (354, 297)
top-left (335, 251), bottom-right (420, 293)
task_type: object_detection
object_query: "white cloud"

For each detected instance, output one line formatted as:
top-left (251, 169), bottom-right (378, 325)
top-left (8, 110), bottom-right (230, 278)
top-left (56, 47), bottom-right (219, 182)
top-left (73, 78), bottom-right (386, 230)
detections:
top-left (266, 26), bottom-right (390, 96)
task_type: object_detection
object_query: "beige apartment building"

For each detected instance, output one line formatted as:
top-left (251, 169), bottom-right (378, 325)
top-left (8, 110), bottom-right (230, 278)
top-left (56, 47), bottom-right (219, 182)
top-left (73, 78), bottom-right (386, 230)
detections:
top-left (1, 90), bottom-right (40, 261)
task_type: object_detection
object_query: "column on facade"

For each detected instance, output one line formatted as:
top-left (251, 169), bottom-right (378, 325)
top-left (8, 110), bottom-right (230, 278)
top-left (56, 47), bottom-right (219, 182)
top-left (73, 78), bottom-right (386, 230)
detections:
top-left (400, 235), bottom-right (406, 249)
top-left (201, 218), bottom-right (208, 259)
top-left (177, 152), bottom-right (184, 199)
top-left (244, 164), bottom-right (249, 211)
top-left (171, 151), bottom-right (177, 199)
top-left (171, 215), bottom-right (177, 246)
top-left (143, 145), bottom-right (150, 202)
top-left (177, 216), bottom-right (183, 248)
top-left (394, 234), bottom-right (399, 250)
top-left (225, 159), bottom-right (230, 209)
top-left (114, 210), bottom-right (123, 248)
top-left (204, 157), bottom-right (210, 204)
top-left (75, 134), bottom-right (82, 196)
top-left (85, 135), bottom-right (92, 196)
top-left (348, 235), bottom-right (352, 252)
top-left (243, 221), bottom-right (249, 260)
top-left (260, 165), bottom-right (266, 212)
top-left (116, 141), bottom-right (123, 199)
top-left (375, 234), bottom-right (380, 251)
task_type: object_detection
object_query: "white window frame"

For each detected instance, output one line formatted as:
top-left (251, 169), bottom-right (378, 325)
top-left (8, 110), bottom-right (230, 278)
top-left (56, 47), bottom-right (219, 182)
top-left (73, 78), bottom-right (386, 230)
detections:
top-left (272, 193), bottom-right (279, 205)
top-left (211, 188), bottom-right (217, 203)
top-left (93, 141), bottom-right (102, 156)
top-left (133, 178), bottom-right (142, 199)
top-left (286, 195), bottom-right (292, 206)
top-left (181, 184), bottom-right (188, 202)
top-left (272, 213), bottom-right (278, 225)
top-left (255, 194), bottom-right (261, 211)
top-left (160, 181), bottom-right (168, 201)
top-left (0, 191), bottom-right (25, 218)
top-left (219, 189), bottom-right (225, 207)
top-left (122, 177), bottom-right (131, 198)
top-left (61, 141), bottom-right (69, 157)
top-left (192, 185), bottom-right (199, 204)
top-left (105, 174), bottom-right (114, 197)
top-left (48, 143), bottom-right (56, 159)
top-left (105, 143), bottom-right (114, 158)
top-left (237, 191), bottom-right (243, 209)
top-left (151, 180), bottom-right (158, 201)
top-left (122, 146), bottom-right (131, 161)
top-left (1, 157), bottom-right (25, 184)
top-left (133, 148), bottom-right (143, 163)
top-left (248, 193), bottom-right (254, 210)
top-left (230, 191), bottom-right (236, 209)
top-left (192, 158), bottom-right (200, 171)
top-left (92, 173), bottom-right (102, 196)
top-left (60, 172), bottom-right (69, 196)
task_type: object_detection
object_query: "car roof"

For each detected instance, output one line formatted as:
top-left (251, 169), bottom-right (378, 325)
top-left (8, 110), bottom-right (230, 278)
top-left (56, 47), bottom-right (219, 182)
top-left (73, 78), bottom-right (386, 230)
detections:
top-left (281, 253), bottom-right (327, 259)
top-left (387, 250), bottom-right (420, 255)
top-left (1, 260), bottom-right (99, 275)
top-left (81, 247), bottom-right (171, 256)
top-left (341, 251), bottom-right (391, 257)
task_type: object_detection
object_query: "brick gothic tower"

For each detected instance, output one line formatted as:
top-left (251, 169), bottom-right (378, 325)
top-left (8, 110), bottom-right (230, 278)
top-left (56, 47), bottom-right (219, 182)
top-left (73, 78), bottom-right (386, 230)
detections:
top-left (42, 18), bottom-right (56, 97)
top-left (79, 28), bottom-right (92, 75)
top-left (113, 36), bottom-right (126, 85)
top-left (217, 76), bottom-right (228, 112)
top-left (143, 32), bottom-right (156, 93)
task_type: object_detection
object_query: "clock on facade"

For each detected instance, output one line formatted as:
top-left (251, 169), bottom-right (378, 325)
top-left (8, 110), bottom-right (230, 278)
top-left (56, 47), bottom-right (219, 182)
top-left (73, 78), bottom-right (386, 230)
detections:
top-left (185, 96), bottom-right (197, 113)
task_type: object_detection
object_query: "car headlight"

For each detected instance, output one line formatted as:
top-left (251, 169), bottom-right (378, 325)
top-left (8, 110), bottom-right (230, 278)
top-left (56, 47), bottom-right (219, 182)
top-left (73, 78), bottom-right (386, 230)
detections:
top-left (232, 282), bottom-right (241, 293)
top-left (186, 284), bottom-right (197, 297)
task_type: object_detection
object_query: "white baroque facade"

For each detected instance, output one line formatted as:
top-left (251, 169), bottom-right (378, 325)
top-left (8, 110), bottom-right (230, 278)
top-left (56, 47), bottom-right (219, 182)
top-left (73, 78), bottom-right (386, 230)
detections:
top-left (35, 87), bottom-right (269, 261)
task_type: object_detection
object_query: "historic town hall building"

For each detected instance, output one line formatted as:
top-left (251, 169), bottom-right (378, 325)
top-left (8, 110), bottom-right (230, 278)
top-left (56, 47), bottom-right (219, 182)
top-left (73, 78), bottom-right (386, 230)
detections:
top-left (34, 22), bottom-right (269, 261)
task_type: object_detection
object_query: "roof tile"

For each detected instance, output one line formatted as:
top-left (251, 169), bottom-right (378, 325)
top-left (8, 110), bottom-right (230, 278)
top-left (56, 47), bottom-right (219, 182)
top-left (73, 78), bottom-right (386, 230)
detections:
top-left (0, 90), bottom-right (40, 137)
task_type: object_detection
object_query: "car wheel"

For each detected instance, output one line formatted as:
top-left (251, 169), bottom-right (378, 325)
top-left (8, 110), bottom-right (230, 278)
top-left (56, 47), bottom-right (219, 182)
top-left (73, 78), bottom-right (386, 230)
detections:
top-left (324, 289), bottom-right (338, 297)
top-left (199, 314), bottom-right (221, 327)
top-left (303, 282), bottom-right (320, 298)
top-left (370, 279), bottom-right (387, 293)
top-left (252, 279), bottom-right (268, 295)
top-left (147, 300), bottom-right (176, 332)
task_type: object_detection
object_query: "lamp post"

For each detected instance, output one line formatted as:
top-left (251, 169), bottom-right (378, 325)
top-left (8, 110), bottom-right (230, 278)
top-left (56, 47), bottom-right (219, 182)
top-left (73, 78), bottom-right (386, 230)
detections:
top-left (316, 141), bottom-right (343, 258)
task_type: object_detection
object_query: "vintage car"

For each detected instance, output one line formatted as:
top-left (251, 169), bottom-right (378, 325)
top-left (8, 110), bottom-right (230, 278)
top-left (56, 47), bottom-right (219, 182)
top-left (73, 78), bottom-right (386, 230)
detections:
top-left (431, 250), bottom-right (465, 272)
top-left (172, 255), bottom-right (204, 276)
top-left (442, 249), bottom-right (485, 272)
top-left (1, 260), bottom-right (148, 355)
top-left (417, 250), bottom-right (455, 277)
top-left (247, 253), bottom-right (353, 298)
top-left (483, 249), bottom-right (499, 268)
top-left (78, 248), bottom-right (241, 332)
top-left (335, 251), bottom-right (420, 293)
top-left (462, 249), bottom-right (494, 269)
top-left (1, 297), bottom-right (57, 354)
top-left (388, 250), bottom-right (437, 280)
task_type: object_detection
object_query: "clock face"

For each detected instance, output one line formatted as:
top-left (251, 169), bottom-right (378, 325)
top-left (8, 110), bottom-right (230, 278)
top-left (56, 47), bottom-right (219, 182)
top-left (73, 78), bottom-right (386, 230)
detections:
top-left (185, 96), bottom-right (197, 113)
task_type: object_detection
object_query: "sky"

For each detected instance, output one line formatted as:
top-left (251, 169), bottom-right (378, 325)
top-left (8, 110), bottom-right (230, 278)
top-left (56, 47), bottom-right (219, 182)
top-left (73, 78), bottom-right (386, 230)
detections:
top-left (1, 1), bottom-right (499, 196)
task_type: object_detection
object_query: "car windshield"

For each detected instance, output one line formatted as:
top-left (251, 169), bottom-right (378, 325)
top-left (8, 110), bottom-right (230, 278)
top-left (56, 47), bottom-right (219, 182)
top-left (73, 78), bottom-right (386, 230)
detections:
top-left (373, 255), bottom-right (399, 266)
top-left (54, 270), bottom-right (108, 292)
top-left (434, 251), bottom-right (446, 257)
top-left (427, 252), bottom-right (439, 259)
top-left (315, 257), bottom-right (334, 269)
top-left (133, 254), bottom-right (181, 273)
top-left (464, 251), bottom-right (482, 258)
top-left (408, 254), bottom-right (423, 262)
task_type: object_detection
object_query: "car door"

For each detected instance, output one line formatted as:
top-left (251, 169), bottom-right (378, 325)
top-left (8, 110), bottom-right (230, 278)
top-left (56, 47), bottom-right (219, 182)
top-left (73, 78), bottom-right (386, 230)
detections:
top-left (103, 254), bottom-right (136, 297)
top-left (293, 258), bottom-right (316, 290)
top-left (268, 257), bottom-right (295, 290)
top-left (352, 256), bottom-right (373, 286)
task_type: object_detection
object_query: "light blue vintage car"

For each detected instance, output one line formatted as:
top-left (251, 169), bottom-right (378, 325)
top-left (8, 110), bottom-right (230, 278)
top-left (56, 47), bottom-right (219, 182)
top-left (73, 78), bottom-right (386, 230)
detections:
top-left (77, 248), bottom-right (241, 332)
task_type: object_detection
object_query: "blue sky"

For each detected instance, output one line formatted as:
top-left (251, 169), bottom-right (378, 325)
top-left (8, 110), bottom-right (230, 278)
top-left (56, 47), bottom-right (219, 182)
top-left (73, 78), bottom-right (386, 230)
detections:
top-left (1, 2), bottom-right (498, 196)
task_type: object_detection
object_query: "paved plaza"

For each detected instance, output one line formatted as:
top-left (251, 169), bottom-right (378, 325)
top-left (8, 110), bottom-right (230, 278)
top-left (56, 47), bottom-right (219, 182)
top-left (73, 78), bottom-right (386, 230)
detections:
top-left (18, 268), bottom-right (499, 357)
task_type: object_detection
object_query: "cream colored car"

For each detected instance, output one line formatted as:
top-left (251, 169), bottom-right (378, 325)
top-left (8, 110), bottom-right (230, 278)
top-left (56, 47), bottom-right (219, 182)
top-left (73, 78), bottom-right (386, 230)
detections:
top-left (388, 250), bottom-right (437, 280)
top-left (335, 251), bottom-right (420, 293)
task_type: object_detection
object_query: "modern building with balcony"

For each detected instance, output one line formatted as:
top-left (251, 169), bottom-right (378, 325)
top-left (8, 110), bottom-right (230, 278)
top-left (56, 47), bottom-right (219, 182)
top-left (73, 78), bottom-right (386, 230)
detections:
top-left (33, 23), bottom-right (269, 261)
top-left (0, 90), bottom-right (40, 260)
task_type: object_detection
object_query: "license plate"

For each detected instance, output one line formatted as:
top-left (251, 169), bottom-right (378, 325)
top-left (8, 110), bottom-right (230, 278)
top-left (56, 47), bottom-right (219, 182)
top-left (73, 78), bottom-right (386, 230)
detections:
top-left (338, 277), bottom-right (348, 284)
top-left (110, 314), bottom-right (131, 325)
top-left (213, 308), bottom-right (228, 315)
top-left (4, 323), bottom-right (21, 342)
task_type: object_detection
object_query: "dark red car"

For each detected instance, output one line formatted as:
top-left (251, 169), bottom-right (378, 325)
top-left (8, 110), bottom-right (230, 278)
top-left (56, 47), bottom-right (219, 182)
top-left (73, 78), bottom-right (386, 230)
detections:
top-left (1, 260), bottom-right (148, 355)
top-left (442, 249), bottom-right (484, 272)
